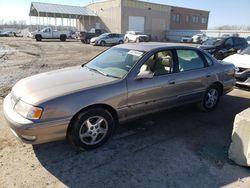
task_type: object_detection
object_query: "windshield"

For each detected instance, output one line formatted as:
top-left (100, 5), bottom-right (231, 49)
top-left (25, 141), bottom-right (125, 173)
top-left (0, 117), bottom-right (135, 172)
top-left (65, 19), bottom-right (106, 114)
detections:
top-left (241, 47), bottom-right (250, 55)
top-left (202, 38), bottom-right (222, 45)
top-left (85, 48), bottom-right (145, 78)
top-left (98, 33), bottom-right (109, 38)
top-left (135, 32), bottom-right (144, 35)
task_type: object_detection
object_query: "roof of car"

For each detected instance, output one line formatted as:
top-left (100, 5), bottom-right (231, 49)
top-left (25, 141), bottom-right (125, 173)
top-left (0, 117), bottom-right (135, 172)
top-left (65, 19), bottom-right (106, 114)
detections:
top-left (116, 42), bottom-right (199, 52)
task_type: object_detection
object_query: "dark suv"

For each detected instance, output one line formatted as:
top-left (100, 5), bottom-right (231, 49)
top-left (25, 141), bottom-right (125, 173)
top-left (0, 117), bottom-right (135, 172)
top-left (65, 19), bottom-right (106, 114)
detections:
top-left (199, 37), bottom-right (248, 60)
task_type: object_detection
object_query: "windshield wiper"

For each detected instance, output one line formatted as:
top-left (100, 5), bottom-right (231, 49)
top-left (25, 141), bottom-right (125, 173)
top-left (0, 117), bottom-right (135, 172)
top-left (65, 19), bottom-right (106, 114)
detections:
top-left (85, 66), bottom-right (107, 76)
top-left (86, 66), bottom-right (120, 79)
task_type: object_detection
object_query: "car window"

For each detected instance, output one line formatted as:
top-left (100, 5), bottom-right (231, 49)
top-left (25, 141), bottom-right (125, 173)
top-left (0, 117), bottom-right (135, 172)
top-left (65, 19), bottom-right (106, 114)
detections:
top-left (233, 37), bottom-right (242, 46)
top-left (140, 50), bottom-right (173, 76)
top-left (177, 50), bottom-right (205, 72)
top-left (224, 38), bottom-right (233, 48)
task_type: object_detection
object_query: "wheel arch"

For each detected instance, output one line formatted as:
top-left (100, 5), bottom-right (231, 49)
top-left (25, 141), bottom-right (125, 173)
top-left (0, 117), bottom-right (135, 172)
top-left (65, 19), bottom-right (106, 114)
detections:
top-left (35, 34), bottom-right (42, 38)
top-left (212, 81), bottom-right (223, 96)
top-left (66, 103), bottom-right (119, 135)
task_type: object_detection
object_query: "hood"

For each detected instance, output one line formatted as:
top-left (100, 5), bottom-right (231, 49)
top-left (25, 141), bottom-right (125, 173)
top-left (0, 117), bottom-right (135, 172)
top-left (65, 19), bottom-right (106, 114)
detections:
top-left (223, 54), bottom-right (250, 69)
top-left (12, 66), bottom-right (117, 105)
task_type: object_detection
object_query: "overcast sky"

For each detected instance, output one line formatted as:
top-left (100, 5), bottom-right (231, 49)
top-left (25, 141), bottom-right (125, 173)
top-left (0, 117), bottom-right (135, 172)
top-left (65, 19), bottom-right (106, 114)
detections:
top-left (0, 0), bottom-right (249, 28)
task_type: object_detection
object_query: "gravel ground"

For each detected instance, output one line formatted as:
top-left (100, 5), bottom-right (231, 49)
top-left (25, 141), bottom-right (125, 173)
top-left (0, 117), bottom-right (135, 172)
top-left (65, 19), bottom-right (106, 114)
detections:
top-left (0, 37), bottom-right (250, 188)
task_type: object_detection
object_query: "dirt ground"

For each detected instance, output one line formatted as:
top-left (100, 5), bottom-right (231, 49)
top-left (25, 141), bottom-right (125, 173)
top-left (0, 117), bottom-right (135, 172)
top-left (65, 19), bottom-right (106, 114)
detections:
top-left (0, 37), bottom-right (250, 188)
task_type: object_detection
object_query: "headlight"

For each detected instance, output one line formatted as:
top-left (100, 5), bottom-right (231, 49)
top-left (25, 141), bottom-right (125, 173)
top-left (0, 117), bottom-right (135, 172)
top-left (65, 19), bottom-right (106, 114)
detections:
top-left (14, 100), bottom-right (43, 120)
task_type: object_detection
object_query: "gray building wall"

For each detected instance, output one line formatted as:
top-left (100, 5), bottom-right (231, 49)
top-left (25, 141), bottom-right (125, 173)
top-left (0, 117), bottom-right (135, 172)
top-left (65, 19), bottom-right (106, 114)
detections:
top-left (86, 0), bottom-right (209, 41)
top-left (86, 0), bottom-right (121, 32)
top-left (121, 0), bottom-right (171, 41)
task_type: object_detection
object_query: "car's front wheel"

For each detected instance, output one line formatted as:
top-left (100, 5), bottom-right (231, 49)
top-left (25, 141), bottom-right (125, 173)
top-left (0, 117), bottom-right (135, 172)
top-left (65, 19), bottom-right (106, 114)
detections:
top-left (198, 84), bottom-right (221, 112)
top-left (68, 108), bottom-right (115, 150)
top-left (100, 41), bottom-right (106, 46)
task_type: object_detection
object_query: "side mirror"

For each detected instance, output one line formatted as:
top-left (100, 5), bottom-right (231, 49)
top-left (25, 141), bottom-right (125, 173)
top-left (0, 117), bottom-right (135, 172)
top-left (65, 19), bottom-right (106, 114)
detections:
top-left (135, 70), bottom-right (154, 80)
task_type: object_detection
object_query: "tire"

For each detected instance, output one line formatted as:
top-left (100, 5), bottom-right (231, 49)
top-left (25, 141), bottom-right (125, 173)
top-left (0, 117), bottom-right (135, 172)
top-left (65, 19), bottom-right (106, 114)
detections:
top-left (60, 35), bottom-right (66, 42)
top-left (118, 40), bottom-right (124, 44)
top-left (198, 84), bottom-right (221, 112)
top-left (68, 108), bottom-right (115, 150)
top-left (100, 40), bottom-right (106, 46)
top-left (36, 35), bottom-right (42, 41)
top-left (81, 39), bottom-right (86, 43)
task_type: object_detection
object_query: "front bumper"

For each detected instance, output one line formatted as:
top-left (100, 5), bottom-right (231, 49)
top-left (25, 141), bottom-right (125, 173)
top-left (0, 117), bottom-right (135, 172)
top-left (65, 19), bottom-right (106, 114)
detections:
top-left (3, 94), bottom-right (70, 144)
top-left (235, 70), bottom-right (250, 87)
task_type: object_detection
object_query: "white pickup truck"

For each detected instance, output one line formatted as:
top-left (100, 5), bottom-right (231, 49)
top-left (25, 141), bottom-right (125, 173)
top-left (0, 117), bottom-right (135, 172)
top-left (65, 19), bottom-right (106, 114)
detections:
top-left (30, 27), bottom-right (70, 42)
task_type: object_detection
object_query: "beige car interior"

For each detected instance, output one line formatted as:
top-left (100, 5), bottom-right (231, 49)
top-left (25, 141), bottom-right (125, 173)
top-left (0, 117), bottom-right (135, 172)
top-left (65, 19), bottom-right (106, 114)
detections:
top-left (141, 51), bottom-right (173, 76)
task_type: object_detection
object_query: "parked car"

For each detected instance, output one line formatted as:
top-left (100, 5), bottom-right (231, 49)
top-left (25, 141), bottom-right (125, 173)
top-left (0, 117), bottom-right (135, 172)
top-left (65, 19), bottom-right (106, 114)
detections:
top-left (0, 31), bottom-right (16, 37)
top-left (180, 36), bottom-right (193, 43)
top-left (192, 33), bottom-right (208, 43)
top-left (223, 46), bottom-right (250, 88)
top-left (30, 27), bottom-right (70, 41)
top-left (124, 31), bottom-right (150, 43)
top-left (90, 33), bottom-right (124, 46)
top-left (199, 37), bottom-right (248, 60)
top-left (3, 43), bottom-right (236, 150)
top-left (246, 36), bottom-right (250, 45)
top-left (79, 28), bottom-right (107, 44)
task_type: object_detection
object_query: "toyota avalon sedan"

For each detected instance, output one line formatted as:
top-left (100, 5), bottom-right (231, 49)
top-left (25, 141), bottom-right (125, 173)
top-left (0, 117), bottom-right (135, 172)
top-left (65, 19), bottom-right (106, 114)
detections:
top-left (3, 43), bottom-right (236, 150)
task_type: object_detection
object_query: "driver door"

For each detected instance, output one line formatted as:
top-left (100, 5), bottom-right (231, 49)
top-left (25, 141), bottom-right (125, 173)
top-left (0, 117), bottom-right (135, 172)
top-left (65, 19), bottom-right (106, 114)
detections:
top-left (126, 50), bottom-right (178, 119)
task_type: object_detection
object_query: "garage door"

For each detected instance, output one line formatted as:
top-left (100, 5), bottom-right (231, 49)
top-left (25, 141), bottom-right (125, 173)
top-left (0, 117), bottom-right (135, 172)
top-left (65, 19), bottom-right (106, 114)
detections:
top-left (128, 16), bottom-right (145, 33)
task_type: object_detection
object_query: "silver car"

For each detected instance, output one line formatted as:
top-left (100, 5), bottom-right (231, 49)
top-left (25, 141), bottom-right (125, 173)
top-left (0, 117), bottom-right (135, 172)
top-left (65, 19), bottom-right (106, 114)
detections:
top-left (90, 33), bottom-right (124, 46)
top-left (3, 43), bottom-right (236, 150)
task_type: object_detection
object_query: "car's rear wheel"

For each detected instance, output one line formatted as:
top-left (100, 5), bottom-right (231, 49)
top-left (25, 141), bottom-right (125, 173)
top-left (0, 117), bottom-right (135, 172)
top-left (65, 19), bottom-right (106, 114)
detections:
top-left (198, 84), bottom-right (221, 112)
top-left (118, 40), bottom-right (124, 44)
top-left (68, 108), bottom-right (115, 150)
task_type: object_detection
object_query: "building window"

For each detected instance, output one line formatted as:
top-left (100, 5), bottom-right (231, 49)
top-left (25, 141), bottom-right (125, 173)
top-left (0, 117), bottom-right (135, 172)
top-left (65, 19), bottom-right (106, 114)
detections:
top-left (172, 13), bottom-right (180, 23)
top-left (192, 16), bottom-right (199, 24)
top-left (201, 17), bottom-right (207, 24)
top-left (186, 15), bottom-right (189, 23)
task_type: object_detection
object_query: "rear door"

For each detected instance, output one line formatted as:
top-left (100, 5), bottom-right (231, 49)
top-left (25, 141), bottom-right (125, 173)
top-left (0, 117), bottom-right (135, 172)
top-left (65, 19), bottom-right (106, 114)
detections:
top-left (173, 49), bottom-right (214, 103)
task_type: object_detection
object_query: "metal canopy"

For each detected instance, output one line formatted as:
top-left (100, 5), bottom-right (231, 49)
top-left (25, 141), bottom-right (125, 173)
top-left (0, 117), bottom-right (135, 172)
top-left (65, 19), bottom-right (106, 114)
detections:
top-left (29, 2), bottom-right (97, 18)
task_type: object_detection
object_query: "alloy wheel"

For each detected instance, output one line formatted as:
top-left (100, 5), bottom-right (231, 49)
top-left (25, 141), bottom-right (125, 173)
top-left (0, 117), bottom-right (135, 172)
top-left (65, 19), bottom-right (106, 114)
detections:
top-left (79, 116), bottom-right (108, 145)
top-left (205, 88), bottom-right (218, 109)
